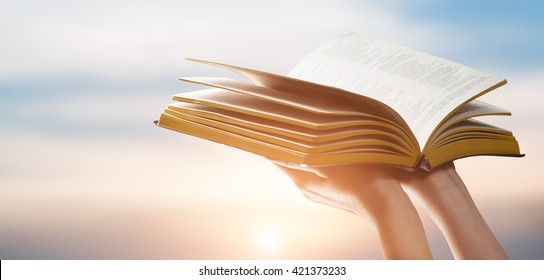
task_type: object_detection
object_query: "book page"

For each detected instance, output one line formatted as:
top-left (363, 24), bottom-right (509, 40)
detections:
top-left (178, 77), bottom-right (376, 116)
top-left (432, 100), bottom-right (511, 137)
top-left (183, 59), bottom-right (419, 149)
top-left (178, 75), bottom-right (406, 126)
top-left (172, 89), bottom-right (392, 130)
top-left (288, 33), bottom-right (506, 146)
top-left (168, 102), bottom-right (407, 144)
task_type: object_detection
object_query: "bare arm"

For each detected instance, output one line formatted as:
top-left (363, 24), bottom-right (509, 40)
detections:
top-left (274, 162), bottom-right (433, 259)
top-left (398, 162), bottom-right (508, 259)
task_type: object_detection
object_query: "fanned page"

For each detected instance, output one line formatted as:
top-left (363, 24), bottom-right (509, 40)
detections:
top-left (167, 88), bottom-right (420, 160)
top-left (425, 100), bottom-right (511, 149)
top-left (425, 119), bottom-right (521, 168)
top-left (288, 33), bottom-right (506, 147)
top-left (183, 58), bottom-right (419, 152)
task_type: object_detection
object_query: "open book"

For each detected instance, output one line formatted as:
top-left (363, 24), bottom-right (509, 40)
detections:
top-left (156, 33), bottom-right (523, 170)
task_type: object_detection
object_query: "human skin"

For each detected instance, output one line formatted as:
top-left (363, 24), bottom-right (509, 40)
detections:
top-left (273, 161), bottom-right (433, 260)
top-left (396, 162), bottom-right (508, 259)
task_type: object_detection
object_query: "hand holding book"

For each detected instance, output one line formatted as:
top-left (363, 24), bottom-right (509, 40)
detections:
top-left (274, 160), bottom-right (508, 259)
top-left (396, 162), bottom-right (508, 259)
top-left (273, 160), bottom-right (433, 259)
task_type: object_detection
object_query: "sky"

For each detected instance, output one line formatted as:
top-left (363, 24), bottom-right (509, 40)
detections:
top-left (1, 0), bottom-right (543, 259)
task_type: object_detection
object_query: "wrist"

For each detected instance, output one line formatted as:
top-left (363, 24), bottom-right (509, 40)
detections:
top-left (354, 179), bottom-right (416, 223)
top-left (403, 162), bottom-right (461, 197)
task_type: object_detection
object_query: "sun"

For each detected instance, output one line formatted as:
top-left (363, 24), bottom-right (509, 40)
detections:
top-left (253, 223), bottom-right (283, 255)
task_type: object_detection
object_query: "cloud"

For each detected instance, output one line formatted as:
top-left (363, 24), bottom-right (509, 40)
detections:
top-left (0, 0), bottom-right (459, 82)
top-left (1, 0), bottom-right (543, 259)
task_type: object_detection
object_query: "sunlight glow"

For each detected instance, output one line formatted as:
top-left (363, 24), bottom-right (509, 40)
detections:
top-left (253, 224), bottom-right (283, 255)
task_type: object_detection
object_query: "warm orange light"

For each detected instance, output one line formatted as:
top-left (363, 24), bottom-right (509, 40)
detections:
top-left (252, 223), bottom-right (284, 256)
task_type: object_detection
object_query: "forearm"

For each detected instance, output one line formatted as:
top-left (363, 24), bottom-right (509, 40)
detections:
top-left (274, 163), bottom-right (433, 260)
top-left (405, 164), bottom-right (507, 259)
top-left (356, 178), bottom-right (433, 260)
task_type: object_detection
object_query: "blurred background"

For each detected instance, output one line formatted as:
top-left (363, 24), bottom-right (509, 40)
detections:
top-left (1, 0), bottom-right (543, 259)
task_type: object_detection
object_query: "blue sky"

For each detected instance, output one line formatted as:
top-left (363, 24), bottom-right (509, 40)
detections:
top-left (394, 0), bottom-right (544, 69)
top-left (1, 0), bottom-right (543, 260)
top-left (353, 0), bottom-right (544, 73)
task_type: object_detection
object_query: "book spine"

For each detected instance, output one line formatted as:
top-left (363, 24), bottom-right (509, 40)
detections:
top-left (414, 154), bottom-right (431, 171)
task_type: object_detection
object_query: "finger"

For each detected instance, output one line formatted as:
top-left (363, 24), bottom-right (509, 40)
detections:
top-left (300, 187), bottom-right (357, 215)
top-left (273, 167), bottom-right (347, 211)
top-left (270, 159), bottom-right (327, 177)
top-left (274, 164), bottom-right (326, 189)
top-left (311, 163), bottom-right (386, 182)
